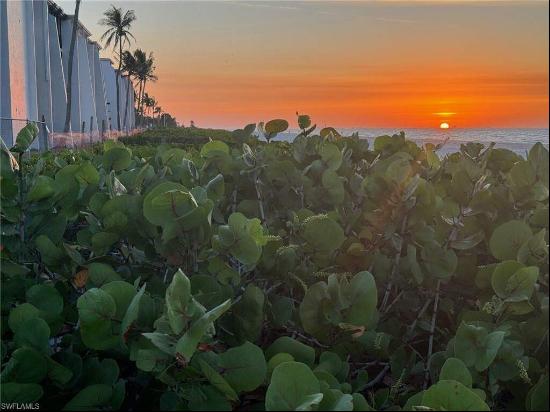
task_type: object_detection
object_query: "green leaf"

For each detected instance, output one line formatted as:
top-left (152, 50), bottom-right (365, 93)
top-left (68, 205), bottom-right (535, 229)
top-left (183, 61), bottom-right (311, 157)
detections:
top-left (518, 229), bottom-right (548, 265)
top-left (200, 140), bottom-right (230, 158)
top-left (8, 303), bottom-right (40, 334)
top-left (450, 231), bottom-right (485, 251)
top-left (492, 262), bottom-right (538, 302)
top-left (103, 147), bottom-right (132, 171)
top-left (490, 220), bottom-right (533, 261)
top-left (121, 284), bottom-right (146, 342)
top-left (265, 362), bottom-right (323, 411)
top-left (101, 281), bottom-right (137, 320)
top-left (206, 174), bottom-right (225, 202)
top-left (319, 143), bottom-right (342, 171)
top-left (527, 374), bottom-right (549, 411)
top-left (88, 262), bottom-right (122, 287)
top-left (421, 243), bottom-right (457, 279)
top-left (318, 388), bottom-right (354, 411)
top-left (345, 271), bottom-right (378, 328)
top-left (320, 127), bottom-right (341, 140)
top-left (300, 272), bottom-right (377, 341)
top-left (143, 181), bottom-right (187, 226)
top-left (198, 359), bottom-right (239, 402)
top-left (1, 382), bottom-right (43, 403)
top-left (142, 333), bottom-right (177, 356)
top-left (26, 284), bottom-right (63, 315)
top-left (219, 341), bottom-right (267, 393)
top-left (27, 175), bottom-right (55, 202)
top-left (298, 114), bottom-right (312, 130)
top-left (82, 358), bottom-right (120, 386)
top-left (266, 337), bottom-right (316, 367)
top-left (421, 380), bottom-right (489, 411)
top-left (528, 142), bottom-right (549, 187)
top-left (439, 357), bottom-right (472, 387)
top-left (2, 347), bottom-right (48, 383)
top-left (175, 299), bottom-right (231, 362)
top-left (303, 215), bottom-right (345, 253)
top-left (14, 317), bottom-right (50, 354)
top-left (454, 322), bottom-right (505, 372)
top-left (91, 232), bottom-right (118, 256)
top-left (12, 122), bottom-right (39, 153)
top-left (46, 357), bottom-right (74, 386)
top-left (265, 119), bottom-right (289, 137)
top-left (63, 384), bottom-right (114, 411)
top-left (225, 285), bottom-right (264, 342)
top-left (35, 235), bottom-right (64, 266)
top-left (187, 384), bottom-right (232, 411)
top-left (77, 288), bottom-right (118, 350)
top-left (165, 269), bottom-right (193, 334)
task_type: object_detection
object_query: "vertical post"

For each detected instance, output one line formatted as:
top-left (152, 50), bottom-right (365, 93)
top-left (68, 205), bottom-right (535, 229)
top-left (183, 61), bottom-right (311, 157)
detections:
top-left (81, 121), bottom-right (85, 148)
top-left (101, 119), bottom-right (106, 141)
top-left (89, 116), bottom-right (93, 145)
top-left (39, 115), bottom-right (49, 152)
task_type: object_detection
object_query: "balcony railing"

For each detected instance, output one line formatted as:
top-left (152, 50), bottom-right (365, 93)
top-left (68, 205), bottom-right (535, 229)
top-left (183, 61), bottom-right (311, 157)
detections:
top-left (0, 116), bottom-right (143, 151)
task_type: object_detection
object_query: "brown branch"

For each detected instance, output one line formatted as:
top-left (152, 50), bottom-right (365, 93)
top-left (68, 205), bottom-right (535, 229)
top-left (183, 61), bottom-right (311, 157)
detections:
top-left (423, 280), bottom-right (441, 389)
top-left (364, 364), bottom-right (390, 389)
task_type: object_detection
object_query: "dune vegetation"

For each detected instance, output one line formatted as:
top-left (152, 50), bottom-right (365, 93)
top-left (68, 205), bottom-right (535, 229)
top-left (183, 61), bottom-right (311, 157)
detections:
top-left (0, 117), bottom-right (548, 411)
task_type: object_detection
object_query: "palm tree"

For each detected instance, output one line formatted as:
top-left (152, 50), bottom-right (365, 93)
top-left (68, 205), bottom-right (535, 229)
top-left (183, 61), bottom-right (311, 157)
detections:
top-left (145, 95), bottom-right (155, 126)
top-left (63, 0), bottom-right (81, 133)
top-left (133, 51), bottom-right (157, 125)
top-left (99, 6), bottom-right (136, 131)
top-left (121, 50), bottom-right (138, 130)
top-left (154, 106), bottom-right (161, 127)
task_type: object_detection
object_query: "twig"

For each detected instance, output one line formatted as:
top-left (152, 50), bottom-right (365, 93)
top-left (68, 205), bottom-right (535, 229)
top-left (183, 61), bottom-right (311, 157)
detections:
top-left (255, 175), bottom-right (266, 223)
top-left (364, 364), bottom-right (390, 389)
top-left (18, 152), bottom-right (25, 260)
top-left (405, 298), bottom-right (432, 341)
top-left (231, 188), bottom-right (237, 213)
top-left (282, 327), bottom-right (330, 349)
top-left (383, 291), bottom-right (404, 314)
top-left (534, 330), bottom-right (549, 355)
top-left (381, 215), bottom-right (408, 311)
top-left (423, 280), bottom-right (441, 389)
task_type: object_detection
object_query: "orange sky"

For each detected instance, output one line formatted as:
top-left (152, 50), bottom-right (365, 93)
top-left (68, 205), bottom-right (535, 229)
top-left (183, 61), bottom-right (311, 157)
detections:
top-left (63, 0), bottom-right (549, 129)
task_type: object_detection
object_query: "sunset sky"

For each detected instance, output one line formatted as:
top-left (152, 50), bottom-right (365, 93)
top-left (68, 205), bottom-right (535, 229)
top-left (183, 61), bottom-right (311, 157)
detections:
top-left (59, 0), bottom-right (549, 129)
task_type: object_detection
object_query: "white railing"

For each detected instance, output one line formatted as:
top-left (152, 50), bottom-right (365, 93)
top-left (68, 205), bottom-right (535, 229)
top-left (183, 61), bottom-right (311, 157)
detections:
top-left (0, 117), bottom-right (144, 151)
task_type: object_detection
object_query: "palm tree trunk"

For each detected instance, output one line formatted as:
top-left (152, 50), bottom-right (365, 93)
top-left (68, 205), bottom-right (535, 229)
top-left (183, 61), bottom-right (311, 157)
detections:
top-left (136, 80), bottom-right (143, 126)
top-left (115, 43), bottom-right (122, 131)
top-left (63, 0), bottom-right (81, 133)
top-left (123, 77), bottom-right (131, 130)
top-left (140, 79), bottom-right (147, 120)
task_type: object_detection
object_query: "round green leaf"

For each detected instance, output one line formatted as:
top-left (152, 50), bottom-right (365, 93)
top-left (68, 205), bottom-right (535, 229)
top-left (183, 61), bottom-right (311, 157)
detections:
top-left (303, 215), bottom-right (345, 253)
top-left (421, 380), bottom-right (489, 411)
top-left (265, 362), bottom-right (323, 411)
top-left (8, 303), bottom-right (41, 334)
top-left (26, 284), bottom-right (63, 315)
top-left (63, 384), bottom-right (114, 411)
top-left (266, 337), bottom-right (316, 367)
top-left (219, 341), bottom-right (267, 392)
top-left (490, 220), bottom-right (533, 261)
top-left (1, 382), bottom-right (43, 403)
top-left (439, 357), bottom-right (472, 387)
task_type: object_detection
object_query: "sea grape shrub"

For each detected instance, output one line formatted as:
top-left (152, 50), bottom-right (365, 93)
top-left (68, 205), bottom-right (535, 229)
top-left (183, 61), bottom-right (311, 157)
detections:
top-left (0, 121), bottom-right (548, 411)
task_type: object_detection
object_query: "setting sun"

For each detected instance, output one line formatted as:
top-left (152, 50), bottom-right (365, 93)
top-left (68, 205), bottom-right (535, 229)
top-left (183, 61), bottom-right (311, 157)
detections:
top-left (440, 122), bottom-right (450, 129)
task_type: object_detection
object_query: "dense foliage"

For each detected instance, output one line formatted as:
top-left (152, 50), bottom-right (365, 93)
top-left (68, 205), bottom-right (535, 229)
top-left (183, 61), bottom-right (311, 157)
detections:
top-left (1, 120), bottom-right (548, 411)
top-left (119, 125), bottom-right (255, 148)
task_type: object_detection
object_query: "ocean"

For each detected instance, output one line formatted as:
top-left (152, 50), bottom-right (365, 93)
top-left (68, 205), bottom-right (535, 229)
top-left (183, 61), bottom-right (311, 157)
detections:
top-left (275, 128), bottom-right (549, 156)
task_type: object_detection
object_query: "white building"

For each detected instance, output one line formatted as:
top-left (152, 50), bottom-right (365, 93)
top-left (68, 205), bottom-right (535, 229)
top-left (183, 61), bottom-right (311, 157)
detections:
top-left (0, 0), bottom-right (137, 148)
